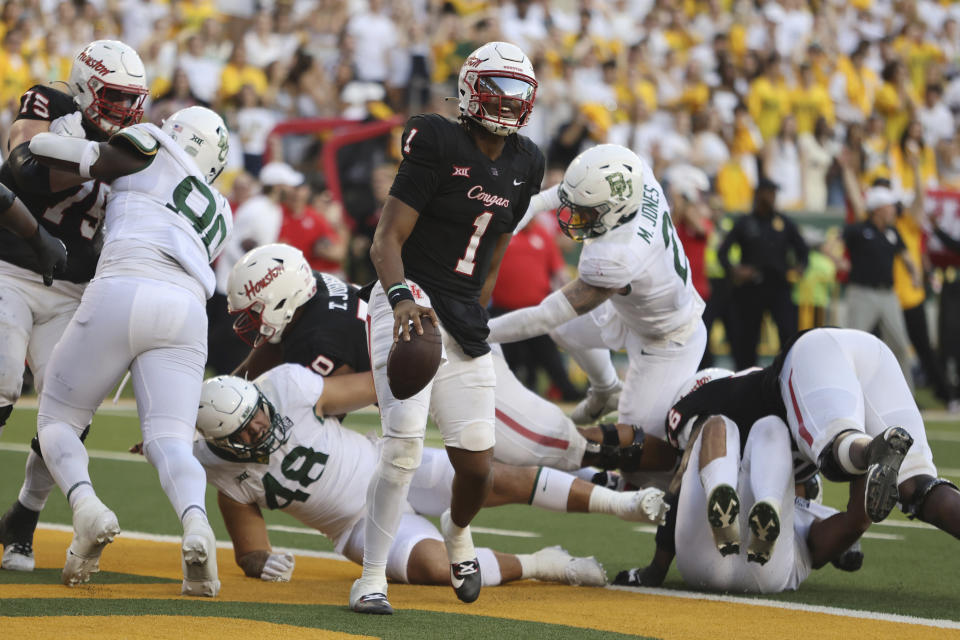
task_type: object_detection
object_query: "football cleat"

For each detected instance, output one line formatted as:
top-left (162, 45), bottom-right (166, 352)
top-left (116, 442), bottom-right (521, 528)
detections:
top-left (831, 539), bottom-right (864, 572)
top-left (570, 381), bottom-right (622, 425)
top-left (746, 499), bottom-right (781, 565)
top-left (529, 546), bottom-right (607, 586)
top-left (62, 495), bottom-right (120, 586)
top-left (590, 470), bottom-right (625, 491)
top-left (441, 510), bottom-right (482, 603)
top-left (864, 426), bottom-right (914, 522)
top-left (350, 579), bottom-right (393, 615)
top-left (181, 516), bottom-right (220, 597)
top-left (0, 501), bottom-right (39, 572)
top-left (706, 484), bottom-right (741, 557)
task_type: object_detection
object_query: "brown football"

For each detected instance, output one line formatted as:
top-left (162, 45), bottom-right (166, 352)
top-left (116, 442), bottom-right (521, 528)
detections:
top-left (387, 319), bottom-right (442, 400)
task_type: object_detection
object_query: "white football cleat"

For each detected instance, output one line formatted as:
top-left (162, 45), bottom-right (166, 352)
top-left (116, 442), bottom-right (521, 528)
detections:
top-left (62, 495), bottom-right (120, 586)
top-left (2, 543), bottom-right (35, 572)
top-left (570, 381), bottom-right (622, 425)
top-left (350, 578), bottom-right (393, 615)
top-left (529, 546), bottom-right (607, 586)
top-left (181, 516), bottom-right (220, 597)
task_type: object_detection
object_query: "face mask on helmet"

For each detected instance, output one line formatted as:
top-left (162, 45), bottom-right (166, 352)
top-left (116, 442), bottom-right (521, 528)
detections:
top-left (230, 301), bottom-right (278, 348)
top-left (87, 81), bottom-right (148, 131)
top-left (203, 390), bottom-right (289, 461)
top-left (556, 187), bottom-right (610, 241)
top-left (468, 73), bottom-right (537, 131)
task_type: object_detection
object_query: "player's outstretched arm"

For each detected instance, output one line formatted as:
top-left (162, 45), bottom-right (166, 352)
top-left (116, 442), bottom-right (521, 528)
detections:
top-left (217, 491), bottom-right (295, 581)
top-left (370, 195), bottom-right (438, 342)
top-left (806, 476), bottom-right (871, 569)
top-left (313, 371), bottom-right (378, 417)
top-left (27, 131), bottom-right (151, 183)
top-left (231, 341), bottom-right (284, 380)
top-left (487, 277), bottom-right (618, 344)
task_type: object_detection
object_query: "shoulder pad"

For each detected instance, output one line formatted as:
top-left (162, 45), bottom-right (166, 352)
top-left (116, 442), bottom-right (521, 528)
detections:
top-left (400, 114), bottom-right (451, 165)
top-left (110, 126), bottom-right (159, 156)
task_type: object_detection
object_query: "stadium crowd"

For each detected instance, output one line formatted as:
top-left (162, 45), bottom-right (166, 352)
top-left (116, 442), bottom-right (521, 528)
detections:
top-left (1, 0), bottom-right (959, 404)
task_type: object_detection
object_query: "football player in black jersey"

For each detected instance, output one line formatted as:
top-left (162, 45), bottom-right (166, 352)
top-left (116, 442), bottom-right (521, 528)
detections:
top-left (353, 42), bottom-right (545, 613)
top-left (0, 40), bottom-right (148, 572)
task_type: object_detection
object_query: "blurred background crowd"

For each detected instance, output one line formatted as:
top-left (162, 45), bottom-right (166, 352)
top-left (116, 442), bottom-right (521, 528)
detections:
top-left (2, 0), bottom-right (960, 407)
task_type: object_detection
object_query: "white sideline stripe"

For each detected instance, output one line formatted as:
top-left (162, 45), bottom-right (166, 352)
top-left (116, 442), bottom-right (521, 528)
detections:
top-left (926, 431), bottom-right (960, 442)
top-left (0, 442), bottom-right (146, 463)
top-left (606, 585), bottom-right (960, 630)
top-left (876, 519), bottom-right (937, 530)
top-left (37, 523), bottom-right (351, 563)
top-left (472, 526), bottom-right (541, 538)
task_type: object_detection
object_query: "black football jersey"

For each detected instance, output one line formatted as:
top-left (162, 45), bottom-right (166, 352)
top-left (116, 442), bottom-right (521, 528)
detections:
top-left (0, 84), bottom-right (108, 283)
top-left (389, 114), bottom-right (546, 356)
top-left (280, 272), bottom-right (370, 375)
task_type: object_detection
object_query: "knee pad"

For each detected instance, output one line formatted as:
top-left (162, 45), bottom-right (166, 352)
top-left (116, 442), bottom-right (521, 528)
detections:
top-left (586, 422), bottom-right (643, 471)
top-left (379, 437), bottom-right (424, 484)
top-left (451, 421), bottom-right (495, 452)
top-left (902, 476), bottom-right (959, 520)
top-left (817, 431), bottom-right (860, 483)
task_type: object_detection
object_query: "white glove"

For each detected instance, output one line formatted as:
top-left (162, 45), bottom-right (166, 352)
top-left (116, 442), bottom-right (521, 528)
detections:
top-left (626, 487), bottom-right (670, 525)
top-left (49, 112), bottom-right (86, 138)
top-left (260, 552), bottom-right (295, 582)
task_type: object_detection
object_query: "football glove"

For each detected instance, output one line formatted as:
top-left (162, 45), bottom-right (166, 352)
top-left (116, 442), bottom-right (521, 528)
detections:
top-left (27, 224), bottom-right (67, 286)
top-left (260, 552), bottom-right (295, 582)
top-left (49, 111), bottom-right (86, 138)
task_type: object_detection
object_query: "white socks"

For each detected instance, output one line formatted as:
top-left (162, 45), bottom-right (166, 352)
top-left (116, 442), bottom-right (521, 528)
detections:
top-left (700, 455), bottom-right (737, 498)
top-left (18, 450), bottom-right (56, 512)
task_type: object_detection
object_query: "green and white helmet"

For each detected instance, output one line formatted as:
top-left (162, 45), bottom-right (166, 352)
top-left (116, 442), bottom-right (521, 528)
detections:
top-left (556, 144), bottom-right (645, 241)
top-left (162, 106), bottom-right (229, 184)
top-left (197, 375), bottom-right (288, 461)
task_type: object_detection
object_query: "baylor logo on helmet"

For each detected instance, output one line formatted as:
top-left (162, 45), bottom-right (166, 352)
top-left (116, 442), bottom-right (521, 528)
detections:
top-left (605, 172), bottom-right (633, 201)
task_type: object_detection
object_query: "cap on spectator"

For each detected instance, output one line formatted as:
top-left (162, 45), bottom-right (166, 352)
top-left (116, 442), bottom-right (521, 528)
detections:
top-left (864, 185), bottom-right (900, 211)
top-left (757, 176), bottom-right (780, 191)
top-left (259, 162), bottom-right (304, 187)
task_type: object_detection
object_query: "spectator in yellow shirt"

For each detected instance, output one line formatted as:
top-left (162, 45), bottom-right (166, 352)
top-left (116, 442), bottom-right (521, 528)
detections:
top-left (891, 120), bottom-right (938, 195)
top-left (874, 60), bottom-right (919, 145)
top-left (716, 154), bottom-right (754, 213)
top-left (219, 45), bottom-right (269, 104)
top-left (895, 21), bottom-right (945, 94)
top-left (791, 62), bottom-right (834, 136)
top-left (830, 41), bottom-right (878, 123)
top-left (747, 54), bottom-right (791, 141)
top-left (0, 29), bottom-right (31, 109)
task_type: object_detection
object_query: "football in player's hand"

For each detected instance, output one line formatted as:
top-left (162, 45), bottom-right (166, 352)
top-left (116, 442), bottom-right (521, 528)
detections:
top-left (387, 320), bottom-right (442, 400)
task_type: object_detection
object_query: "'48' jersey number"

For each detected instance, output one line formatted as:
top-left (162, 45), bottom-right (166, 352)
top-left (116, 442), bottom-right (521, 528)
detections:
top-left (262, 446), bottom-right (329, 510)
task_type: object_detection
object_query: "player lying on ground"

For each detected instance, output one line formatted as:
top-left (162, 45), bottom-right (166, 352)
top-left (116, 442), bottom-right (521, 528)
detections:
top-left (26, 106), bottom-right (231, 596)
top-left (664, 327), bottom-right (960, 539)
top-left (616, 414), bottom-right (871, 593)
top-left (225, 243), bottom-right (677, 477)
top-left (191, 364), bottom-right (668, 590)
top-left (487, 143), bottom-right (706, 440)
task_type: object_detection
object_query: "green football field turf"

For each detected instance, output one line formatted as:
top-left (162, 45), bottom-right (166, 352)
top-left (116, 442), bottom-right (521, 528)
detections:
top-left (1, 404), bottom-right (959, 635)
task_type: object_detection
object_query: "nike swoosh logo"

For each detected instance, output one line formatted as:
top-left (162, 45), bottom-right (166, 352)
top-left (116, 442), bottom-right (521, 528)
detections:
top-left (451, 573), bottom-right (464, 588)
top-left (513, 179), bottom-right (524, 186)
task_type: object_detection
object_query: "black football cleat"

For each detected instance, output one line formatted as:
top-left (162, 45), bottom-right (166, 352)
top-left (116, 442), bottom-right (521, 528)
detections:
top-left (706, 484), bottom-right (741, 557)
top-left (831, 540), bottom-right (864, 572)
top-left (864, 427), bottom-right (914, 522)
top-left (350, 579), bottom-right (393, 615)
top-left (450, 559), bottom-right (482, 603)
top-left (746, 499), bottom-right (781, 565)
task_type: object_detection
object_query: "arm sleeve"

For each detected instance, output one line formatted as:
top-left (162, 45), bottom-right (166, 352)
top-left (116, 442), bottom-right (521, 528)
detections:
top-left (514, 183), bottom-right (561, 235)
top-left (388, 115), bottom-right (443, 214)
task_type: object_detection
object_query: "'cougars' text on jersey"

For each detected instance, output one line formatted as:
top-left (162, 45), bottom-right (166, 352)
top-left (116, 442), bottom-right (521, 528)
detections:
top-left (389, 114), bottom-right (545, 355)
top-left (0, 84), bottom-right (108, 283)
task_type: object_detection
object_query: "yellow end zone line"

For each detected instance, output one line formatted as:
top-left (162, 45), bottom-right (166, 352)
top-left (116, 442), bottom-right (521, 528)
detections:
top-left (2, 527), bottom-right (958, 639)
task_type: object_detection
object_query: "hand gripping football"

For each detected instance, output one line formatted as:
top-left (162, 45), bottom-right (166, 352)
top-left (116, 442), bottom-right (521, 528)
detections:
top-left (387, 319), bottom-right (442, 400)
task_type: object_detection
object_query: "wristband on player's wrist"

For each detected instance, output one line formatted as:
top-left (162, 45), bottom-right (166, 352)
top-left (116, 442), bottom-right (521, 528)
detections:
top-left (387, 282), bottom-right (415, 309)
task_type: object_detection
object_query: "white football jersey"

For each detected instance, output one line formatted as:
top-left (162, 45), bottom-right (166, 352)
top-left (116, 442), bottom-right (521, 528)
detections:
top-left (98, 123), bottom-right (232, 298)
top-left (195, 364), bottom-right (378, 545)
top-left (519, 165), bottom-right (704, 341)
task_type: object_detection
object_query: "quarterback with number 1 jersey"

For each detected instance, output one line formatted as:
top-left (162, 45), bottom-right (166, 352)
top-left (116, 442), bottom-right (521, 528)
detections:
top-left (31, 107), bottom-right (231, 595)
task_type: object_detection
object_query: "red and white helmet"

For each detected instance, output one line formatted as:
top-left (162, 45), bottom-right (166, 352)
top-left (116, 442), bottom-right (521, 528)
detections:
top-left (227, 244), bottom-right (317, 347)
top-left (457, 41), bottom-right (537, 136)
top-left (69, 40), bottom-right (149, 136)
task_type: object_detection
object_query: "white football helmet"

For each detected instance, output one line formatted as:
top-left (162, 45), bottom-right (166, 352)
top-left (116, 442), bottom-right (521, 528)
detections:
top-left (457, 41), bottom-right (537, 136)
top-left (227, 243), bottom-right (317, 347)
top-left (197, 375), bottom-right (289, 460)
top-left (161, 106), bottom-right (230, 184)
top-left (557, 144), bottom-right (645, 241)
top-left (69, 40), bottom-right (149, 137)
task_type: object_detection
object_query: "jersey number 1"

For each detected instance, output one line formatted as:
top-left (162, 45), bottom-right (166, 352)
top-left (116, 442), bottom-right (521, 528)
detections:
top-left (455, 211), bottom-right (493, 276)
